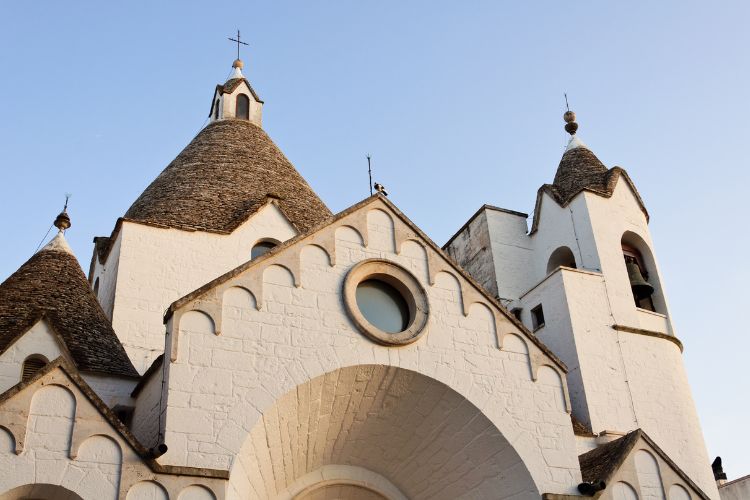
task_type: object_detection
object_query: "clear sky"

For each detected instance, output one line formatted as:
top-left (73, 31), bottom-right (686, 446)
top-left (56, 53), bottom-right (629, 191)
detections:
top-left (1, 0), bottom-right (748, 481)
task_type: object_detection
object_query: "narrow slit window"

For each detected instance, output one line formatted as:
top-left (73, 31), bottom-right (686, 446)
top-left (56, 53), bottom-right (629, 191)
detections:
top-left (214, 100), bottom-right (220, 119)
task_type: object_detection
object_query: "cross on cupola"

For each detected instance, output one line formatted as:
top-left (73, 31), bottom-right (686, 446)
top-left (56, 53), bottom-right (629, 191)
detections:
top-left (228, 30), bottom-right (249, 61)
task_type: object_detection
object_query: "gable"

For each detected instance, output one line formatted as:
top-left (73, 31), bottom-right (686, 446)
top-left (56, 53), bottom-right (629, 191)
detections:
top-left (0, 359), bottom-right (227, 499)
top-left (165, 195), bottom-right (566, 374)
top-left (0, 319), bottom-right (69, 393)
top-left (579, 430), bottom-right (710, 500)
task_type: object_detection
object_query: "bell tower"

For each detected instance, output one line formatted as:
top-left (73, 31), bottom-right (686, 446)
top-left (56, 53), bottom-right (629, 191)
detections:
top-left (445, 110), bottom-right (717, 495)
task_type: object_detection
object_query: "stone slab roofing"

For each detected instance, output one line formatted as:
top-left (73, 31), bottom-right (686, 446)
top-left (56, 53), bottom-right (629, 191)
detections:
top-left (0, 236), bottom-right (138, 378)
top-left (530, 141), bottom-right (649, 234)
top-left (125, 119), bottom-right (332, 234)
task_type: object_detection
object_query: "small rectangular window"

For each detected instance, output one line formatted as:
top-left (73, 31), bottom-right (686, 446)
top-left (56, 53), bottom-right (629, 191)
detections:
top-left (531, 304), bottom-right (545, 331)
top-left (511, 307), bottom-right (522, 321)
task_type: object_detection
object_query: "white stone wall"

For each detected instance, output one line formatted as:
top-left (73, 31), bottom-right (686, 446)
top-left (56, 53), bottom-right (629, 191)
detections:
top-left (0, 320), bottom-right (64, 394)
top-left (600, 438), bottom-right (708, 500)
top-left (160, 200), bottom-right (580, 498)
top-left (107, 203), bottom-right (298, 373)
top-left (131, 364), bottom-right (165, 449)
top-left (81, 373), bottom-right (137, 409)
top-left (720, 475), bottom-right (750, 500)
top-left (0, 366), bottom-right (225, 499)
top-left (92, 231), bottom-right (123, 321)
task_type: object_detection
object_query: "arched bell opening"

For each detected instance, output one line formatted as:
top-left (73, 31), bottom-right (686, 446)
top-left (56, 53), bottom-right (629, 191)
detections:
top-left (546, 246), bottom-right (577, 274)
top-left (229, 365), bottom-right (539, 500)
top-left (621, 231), bottom-right (665, 313)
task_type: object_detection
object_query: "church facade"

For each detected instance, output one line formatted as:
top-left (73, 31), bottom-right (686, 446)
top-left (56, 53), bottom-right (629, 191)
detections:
top-left (0, 57), bottom-right (721, 500)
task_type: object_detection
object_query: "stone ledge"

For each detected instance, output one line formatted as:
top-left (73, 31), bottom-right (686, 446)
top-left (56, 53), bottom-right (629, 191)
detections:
top-left (611, 324), bottom-right (683, 352)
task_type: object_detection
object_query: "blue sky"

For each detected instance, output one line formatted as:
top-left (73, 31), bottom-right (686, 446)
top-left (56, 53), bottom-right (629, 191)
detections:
top-left (1, 1), bottom-right (748, 480)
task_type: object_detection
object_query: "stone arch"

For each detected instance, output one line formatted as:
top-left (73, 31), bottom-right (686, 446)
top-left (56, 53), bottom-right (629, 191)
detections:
top-left (635, 449), bottom-right (665, 499)
top-left (612, 481), bottom-right (639, 500)
top-left (126, 480), bottom-right (169, 500)
top-left (263, 263), bottom-right (296, 287)
top-left (397, 240), bottom-right (429, 283)
top-left (74, 434), bottom-right (123, 499)
top-left (668, 483), bottom-right (691, 500)
top-left (367, 209), bottom-right (396, 252)
top-left (335, 225), bottom-right (365, 246)
top-left (464, 302), bottom-right (498, 349)
top-left (621, 230), bottom-right (666, 313)
top-left (226, 364), bottom-right (540, 499)
top-left (546, 246), bottom-right (577, 274)
top-left (26, 384), bottom-right (76, 457)
top-left (301, 244), bottom-right (334, 268)
top-left (178, 484), bottom-right (216, 500)
top-left (223, 286), bottom-right (257, 310)
top-left (0, 426), bottom-right (14, 454)
top-left (536, 365), bottom-right (567, 411)
top-left (432, 271), bottom-right (463, 315)
top-left (180, 310), bottom-right (216, 336)
top-left (0, 484), bottom-right (84, 500)
top-left (278, 465), bottom-right (408, 500)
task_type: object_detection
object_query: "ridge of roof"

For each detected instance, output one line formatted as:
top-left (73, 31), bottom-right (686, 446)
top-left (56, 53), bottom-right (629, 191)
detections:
top-left (124, 119), bottom-right (332, 236)
top-left (164, 194), bottom-right (569, 374)
top-left (0, 246), bottom-right (138, 378)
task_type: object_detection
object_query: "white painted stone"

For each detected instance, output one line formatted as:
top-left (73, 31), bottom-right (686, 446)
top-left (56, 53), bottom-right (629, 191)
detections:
top-left (0, 320), bottom-right (65, 393)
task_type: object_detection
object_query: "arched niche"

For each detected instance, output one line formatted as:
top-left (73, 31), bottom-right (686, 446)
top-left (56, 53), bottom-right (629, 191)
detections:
top-left (611, 481), bottom-right (638, 500)
top-left (668, 483), bottom-right (691, 500)
top-left (126, 480), bottom-right (169, 500)
top-left (635, 449), bottom-right (666, 500)
top-left (178, 484), bottom-right (216, 500)
top-left (26, 385), bottom-right (76, 456)
top-left (546, 246), bottom-right (577, 274)
top-left (621, 231), bottom-right (666, 313)
top-left (227, 364), bottom-right (539, 500)
top-left (366, 209), bottom-right (395, 253)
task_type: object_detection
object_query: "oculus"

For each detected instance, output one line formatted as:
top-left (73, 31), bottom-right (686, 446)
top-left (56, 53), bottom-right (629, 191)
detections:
top-left (343, 259), bottom-right (429, 345)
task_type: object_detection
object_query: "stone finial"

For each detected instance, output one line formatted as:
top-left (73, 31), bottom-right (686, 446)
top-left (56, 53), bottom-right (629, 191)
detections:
top-left (54, 208), bottom-right (71, 232)
top-left (232, 58), bottom-right (244, 69)
top-left (564, 110), bottom-right (578, 135)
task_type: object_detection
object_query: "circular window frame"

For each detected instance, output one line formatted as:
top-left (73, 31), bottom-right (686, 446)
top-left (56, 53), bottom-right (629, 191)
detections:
top-left (343, 259), bottom-right (429, 346)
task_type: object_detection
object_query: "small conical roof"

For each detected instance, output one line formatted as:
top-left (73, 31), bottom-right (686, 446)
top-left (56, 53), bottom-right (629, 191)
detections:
top-left (551, 136), bottom-right (609, 203)
top-left (0, 232), bottom-right (138, 378)
top-left (125, 119), bottom-right (332, 234)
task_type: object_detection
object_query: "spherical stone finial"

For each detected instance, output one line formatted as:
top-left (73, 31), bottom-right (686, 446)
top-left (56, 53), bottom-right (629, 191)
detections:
top-left (54, 210), bottom-right (71, 232)
top-left (564, 110), bottom-right (578, 135)
top-left (232, 59), bottom-right (244, 69)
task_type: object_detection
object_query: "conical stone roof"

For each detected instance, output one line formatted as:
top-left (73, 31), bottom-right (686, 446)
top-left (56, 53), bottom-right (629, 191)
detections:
top-left (0, 234), bottom-right (138, 378)
top-left (125, 119), bottom-right (332, 234)
top-left (551, 139), bottom-right (609, 203)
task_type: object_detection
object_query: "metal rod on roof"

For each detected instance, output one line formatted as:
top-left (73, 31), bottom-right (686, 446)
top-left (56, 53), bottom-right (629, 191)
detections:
top-left (367, 154), bottom-right (373, 196)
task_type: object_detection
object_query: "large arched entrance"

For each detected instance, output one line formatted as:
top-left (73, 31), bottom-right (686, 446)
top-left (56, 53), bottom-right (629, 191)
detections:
top-left (228, 365), bottom-right (539, 499)
top-left (0, 484), bottom-right (84, 500)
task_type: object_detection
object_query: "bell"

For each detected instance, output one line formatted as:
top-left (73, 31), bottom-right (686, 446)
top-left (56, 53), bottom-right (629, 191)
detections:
top-left (625, 260), bottom-right (654, 300)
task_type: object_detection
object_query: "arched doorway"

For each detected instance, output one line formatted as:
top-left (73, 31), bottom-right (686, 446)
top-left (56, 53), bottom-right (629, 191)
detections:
top-left (229, 365), bottom-right (539, 499)
top-left (0, 484), bottom-right (84, 500)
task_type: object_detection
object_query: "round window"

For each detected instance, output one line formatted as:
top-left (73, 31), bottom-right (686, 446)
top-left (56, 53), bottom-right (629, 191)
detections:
top-left (343, 259), bottom-right (429, 345)
top-left (356, 279), bottom-right (410, 333)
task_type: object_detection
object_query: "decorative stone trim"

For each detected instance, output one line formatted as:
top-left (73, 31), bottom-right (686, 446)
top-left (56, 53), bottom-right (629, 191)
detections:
top-left (612, 324), bottom-right (684, 352)
top-left (343, 259), bottom-right (429, 346)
